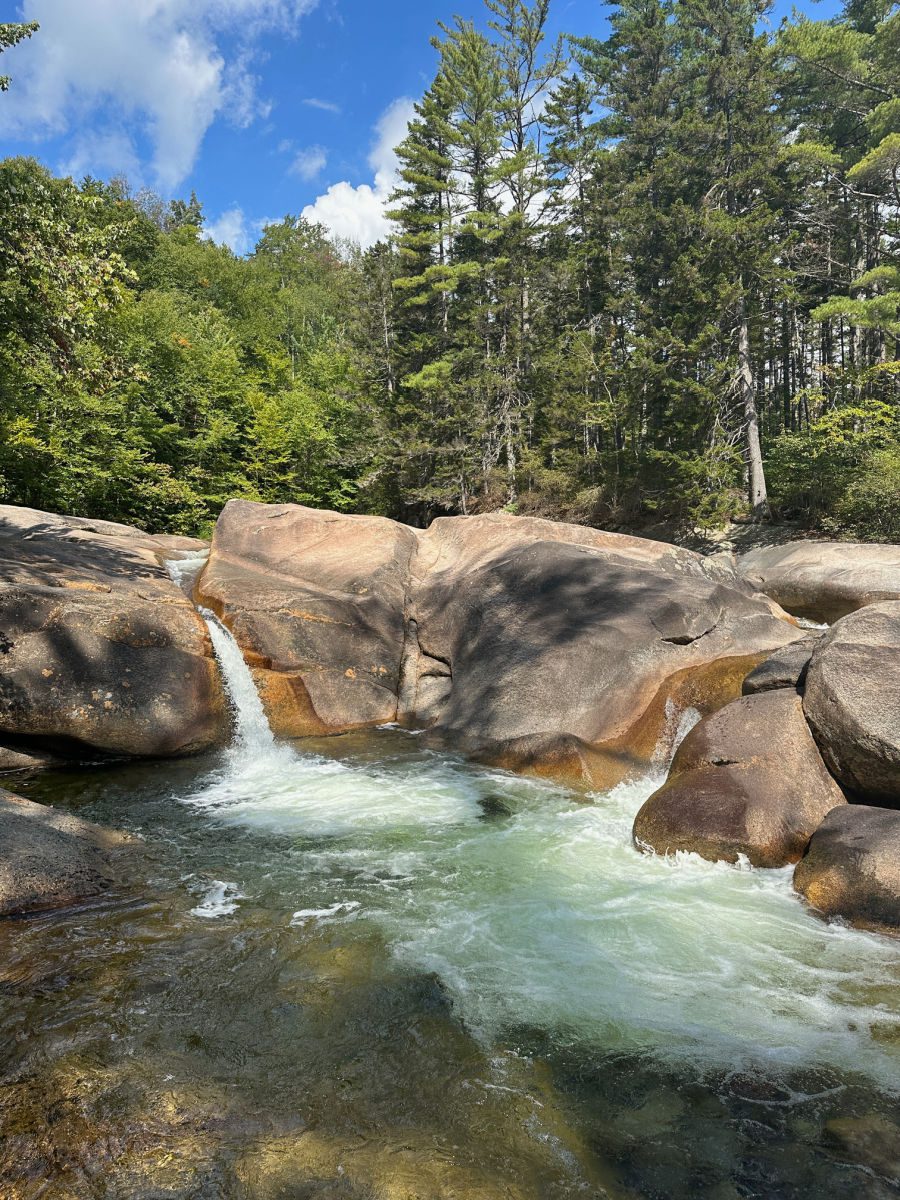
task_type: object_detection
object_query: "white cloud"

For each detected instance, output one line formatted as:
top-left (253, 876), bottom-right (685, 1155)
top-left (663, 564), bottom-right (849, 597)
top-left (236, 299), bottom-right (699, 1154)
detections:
top-left (0, 0), bottom-right (318, 190)
top-left (302, 96), bottom-right (414, 249)
top-left (289, 145), bottom-right (327, 181)
top-left (205, 207), bottom-right (252, 255)
top-left (59, 130), bottom-right (142, 186)
top-left (302, 97), bottom-right (341, 114)
top-left (205, 209), bottom-right (283, 256)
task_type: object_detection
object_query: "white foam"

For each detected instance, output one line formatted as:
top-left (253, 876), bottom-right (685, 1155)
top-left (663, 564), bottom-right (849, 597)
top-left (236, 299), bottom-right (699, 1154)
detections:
top-left (190, 880), bottom-right (243, 918)
top-left (291, 900), bottom-right (361, 925)
top-left (162, 561), bottom-right (899, 1090)
top-left (796, 616), bottom-right (830, 631)
top-left (165, 550), bottom-right (209, 591)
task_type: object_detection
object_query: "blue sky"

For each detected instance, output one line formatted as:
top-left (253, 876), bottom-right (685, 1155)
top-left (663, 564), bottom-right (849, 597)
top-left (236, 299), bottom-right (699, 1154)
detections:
top-left (0, 0), bottom-right (841, 253)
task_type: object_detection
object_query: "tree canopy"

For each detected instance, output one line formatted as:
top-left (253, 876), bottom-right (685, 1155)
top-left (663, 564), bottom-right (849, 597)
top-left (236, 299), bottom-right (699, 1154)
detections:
top-left (1, 0), bottom-right (898, 540)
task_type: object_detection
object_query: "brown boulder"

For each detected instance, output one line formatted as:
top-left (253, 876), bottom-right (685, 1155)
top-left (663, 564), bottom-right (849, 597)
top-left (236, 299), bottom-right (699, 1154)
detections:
top-left (633, 691), bottom-right (846, 866)
top-left (794, 805), bottom-right (900, 935)
top-left (200, 503), bottom-right (802, 784)
top-left (0, 505), bottom-right (227, 759)
top-left (738, 540), bottom-right (900, 623)
top-left (408, 514), bottom-right (802, 786)
top-left (0, 787), bottom-right (133, 916)
top-left (802, 602), bottom-right (900, 805)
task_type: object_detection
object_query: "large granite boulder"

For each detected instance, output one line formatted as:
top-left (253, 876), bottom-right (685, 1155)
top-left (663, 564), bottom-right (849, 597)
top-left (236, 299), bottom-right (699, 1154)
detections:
top-left (200, 502), bottom-right (802, 785)
top-left (0, 505), bottom-right (227, 760)
top-left (0, 788), bottom-right (133, 916)
top-left (408, 515), bottom-right (801, 786)
top-left (633, 691), bottom-right (847, 866)
top-left (738, 541), bottom-right (900, 624)
top-left (803, 602), bottom-right (900, 805)
top-left (794, 805), bottom-right (900, 935)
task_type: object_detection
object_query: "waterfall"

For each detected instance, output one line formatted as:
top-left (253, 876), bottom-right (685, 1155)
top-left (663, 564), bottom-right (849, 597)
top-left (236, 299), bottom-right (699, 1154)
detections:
top-left (199, 607), bottom-right (275, 753)
top-left (166, 553), bottom-right (275, 754)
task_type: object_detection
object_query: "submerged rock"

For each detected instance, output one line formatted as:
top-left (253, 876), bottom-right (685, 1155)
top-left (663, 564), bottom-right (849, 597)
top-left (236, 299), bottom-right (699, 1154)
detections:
top-left (199, 501), bottom-right (802, 785)
top-left (633, 691), bottom-right (846, 867)
top-left (794, 805), bottom-right (900, 935)
top-left (0, 787), bottom-right (133, 915)
top-left (741, 638), bottom-right (819, 696)
top-left (738, 540), bottom-right (900, 624)
top-left (0, 504), bottom-right (228, 760)
top-left (803, 602), bottom-right (900, 805)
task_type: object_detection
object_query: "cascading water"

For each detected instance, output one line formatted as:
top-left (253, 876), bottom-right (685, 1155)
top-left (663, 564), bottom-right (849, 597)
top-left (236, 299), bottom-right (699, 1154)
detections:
top-left (167, 551), bottom-right (275, 755)
top-left (200, 609), bottom-right (275, 755)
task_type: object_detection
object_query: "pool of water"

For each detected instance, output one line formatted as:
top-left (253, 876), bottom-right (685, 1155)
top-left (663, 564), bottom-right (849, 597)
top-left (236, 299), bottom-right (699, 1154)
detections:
top-left (2, 724), bottom-right (899, 1199)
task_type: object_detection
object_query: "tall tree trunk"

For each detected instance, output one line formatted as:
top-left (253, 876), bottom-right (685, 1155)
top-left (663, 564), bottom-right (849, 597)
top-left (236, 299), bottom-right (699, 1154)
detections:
top-left (738, 294), bottom-right (769, 518)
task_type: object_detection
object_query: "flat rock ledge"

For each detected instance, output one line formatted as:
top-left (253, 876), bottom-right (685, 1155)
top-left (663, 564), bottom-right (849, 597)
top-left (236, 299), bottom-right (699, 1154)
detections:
top-left (794, 805), bottom-right (900, 936)
top-left (0, 787), bottom-right (135, 916)
top-left (738, 540), bottom-right (900, 624)
top-left (741, 638), bottom-right (819, 696)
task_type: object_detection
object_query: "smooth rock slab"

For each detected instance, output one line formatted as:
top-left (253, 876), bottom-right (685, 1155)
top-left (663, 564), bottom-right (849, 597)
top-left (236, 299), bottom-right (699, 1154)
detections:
top-left (794, 805), bottom-right (900, 935)
top-left (197, 499), bottom-right (418, 735)
top-left (633, 690), bottom-right (846, 867)
top-left (803, 602), bottom-right (900, 805)
top-left (739, 540), bottom-right (900, 623)
top-left (0, 788), bottom-right (133, 915)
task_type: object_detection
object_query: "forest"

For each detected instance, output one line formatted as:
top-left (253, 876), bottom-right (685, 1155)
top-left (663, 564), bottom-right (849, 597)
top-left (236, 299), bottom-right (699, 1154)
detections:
top-left (0, 0), bottom-right (898, 539)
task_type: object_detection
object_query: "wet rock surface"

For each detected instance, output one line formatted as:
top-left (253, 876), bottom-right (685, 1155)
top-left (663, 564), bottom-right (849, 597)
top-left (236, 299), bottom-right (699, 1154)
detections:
top-left (794, 804), bottom-right (900, 935)
top-left (0, 787), bottom-right (132, 915)
top-left (803, 601), bottom-right (900, 805)
top-left (0, 504), bottom-right (228, 760)
top-left (633, 690), bottom-right (847, 866)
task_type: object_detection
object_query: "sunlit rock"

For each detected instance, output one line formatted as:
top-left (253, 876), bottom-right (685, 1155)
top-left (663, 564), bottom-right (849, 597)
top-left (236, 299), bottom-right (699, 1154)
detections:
top-left (803, 602), bottom-right (900, 805)
top-left (794, 805), bottom-right (900, 935)
top-left (0, 504), bottom-right (228, 759)
top-left (739, 540), bottom-right (900, 624)
top-left (200, 501), bottom-right (802, 786)
top-left (633, 691), bottom-right (846, 867)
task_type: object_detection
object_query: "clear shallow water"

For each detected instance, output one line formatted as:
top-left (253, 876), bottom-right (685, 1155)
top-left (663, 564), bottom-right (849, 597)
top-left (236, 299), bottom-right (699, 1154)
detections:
top-left (2, 640), bottom-right (900, 1196)
top-left (180, 735), bottom-right (900, 1088)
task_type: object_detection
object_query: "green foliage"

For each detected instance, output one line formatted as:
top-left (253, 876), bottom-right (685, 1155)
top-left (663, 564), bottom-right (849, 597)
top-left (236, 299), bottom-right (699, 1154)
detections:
top-left (0, 160), bottom-right (366, 533)
top-left (0, 21), bottom-right (38, 91)
top-left (768, 400), bottom-right (898, 522)
top-left (1, 0), bottom-right (900, 541)
top-left (834, 446), bottom-right (900, 539)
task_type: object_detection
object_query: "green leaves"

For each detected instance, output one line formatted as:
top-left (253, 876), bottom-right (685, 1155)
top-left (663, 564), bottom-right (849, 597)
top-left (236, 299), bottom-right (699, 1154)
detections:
top-left (0, 21), bottom-right (38, 92)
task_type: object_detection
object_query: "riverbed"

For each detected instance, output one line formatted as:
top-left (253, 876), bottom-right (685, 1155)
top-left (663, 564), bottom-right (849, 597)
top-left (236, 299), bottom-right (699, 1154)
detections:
top-left (2, 710), bottom-right (899, 1198)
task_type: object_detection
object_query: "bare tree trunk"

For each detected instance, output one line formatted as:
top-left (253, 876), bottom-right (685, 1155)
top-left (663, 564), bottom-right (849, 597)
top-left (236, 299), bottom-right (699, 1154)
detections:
top-left (738, 295), bottom-right (769, 519)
